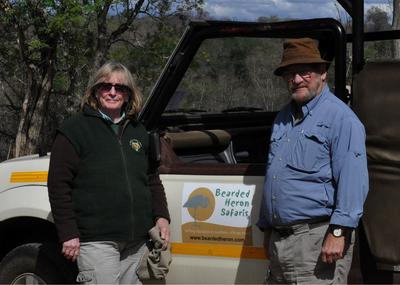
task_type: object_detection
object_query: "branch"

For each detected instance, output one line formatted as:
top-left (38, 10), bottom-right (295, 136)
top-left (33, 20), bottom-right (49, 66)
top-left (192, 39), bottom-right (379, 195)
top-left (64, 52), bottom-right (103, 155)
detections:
top-left (109, 0), bottom-right (146, 42)
top-left (14, 18), bottom-right (30, 67)
top-left (97, 0), bottom-right (113, 36)
top-left (140, 10), bottom-right (163, 22)
top-left (110, 38), bottom-right (144, 48)
top-left (3, 91), bottom-right (20, 111)
top-left (139, 8), bottom-right (191, 24)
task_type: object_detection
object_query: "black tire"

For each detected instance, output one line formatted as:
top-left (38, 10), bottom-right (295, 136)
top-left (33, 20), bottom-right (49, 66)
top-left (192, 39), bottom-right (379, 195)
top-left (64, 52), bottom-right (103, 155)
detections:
top-left (0, 243), bottom-right (77, 284)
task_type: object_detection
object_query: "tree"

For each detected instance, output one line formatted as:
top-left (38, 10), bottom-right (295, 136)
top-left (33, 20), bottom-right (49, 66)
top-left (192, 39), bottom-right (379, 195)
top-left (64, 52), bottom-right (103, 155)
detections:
top-left (364, 6), bottom-right (392, 59)
top-left (0, 0), bottom-right (203, 159)
top-left (366, 6), bottom-right (391, 32)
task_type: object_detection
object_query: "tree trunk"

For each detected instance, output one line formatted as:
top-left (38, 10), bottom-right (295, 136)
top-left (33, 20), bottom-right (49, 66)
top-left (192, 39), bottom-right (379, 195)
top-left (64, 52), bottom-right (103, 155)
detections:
top-left (393, 0), bottom-right (400, 58)
top-left (14, 65), bottom-right (33, 157)
top-left (14, 67), bottom-right (54, 157)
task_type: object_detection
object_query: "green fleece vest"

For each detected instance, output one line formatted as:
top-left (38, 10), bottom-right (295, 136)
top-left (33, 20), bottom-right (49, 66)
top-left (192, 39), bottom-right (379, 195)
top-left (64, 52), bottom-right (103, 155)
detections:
top-left (59, 107), bottom-right (153, 242)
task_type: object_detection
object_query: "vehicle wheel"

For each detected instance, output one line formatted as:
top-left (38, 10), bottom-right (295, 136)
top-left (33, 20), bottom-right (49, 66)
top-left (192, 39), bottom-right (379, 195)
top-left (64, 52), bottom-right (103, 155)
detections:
top-left (0, 243), bottom-right (74, 284)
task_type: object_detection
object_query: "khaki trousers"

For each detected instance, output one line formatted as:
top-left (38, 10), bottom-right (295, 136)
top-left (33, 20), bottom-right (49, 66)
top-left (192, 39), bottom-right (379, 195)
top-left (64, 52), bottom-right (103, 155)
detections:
top-left (266, 223), bottom-right (355, 284)
top-left (76, 241), bottom-right (146, 284)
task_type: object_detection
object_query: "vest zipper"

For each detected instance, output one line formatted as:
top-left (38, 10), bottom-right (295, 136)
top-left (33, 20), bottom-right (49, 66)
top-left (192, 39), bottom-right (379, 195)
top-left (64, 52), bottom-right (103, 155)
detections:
top-left (117, 120), bottom-right (136, 241)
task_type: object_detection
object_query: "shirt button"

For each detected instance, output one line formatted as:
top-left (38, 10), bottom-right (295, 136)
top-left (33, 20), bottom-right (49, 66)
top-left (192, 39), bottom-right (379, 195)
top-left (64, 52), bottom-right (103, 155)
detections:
top-left (301, 129), bottom-right (304, 134)
top-left (272, 195), bottom-right (276, 200)
top-left (287, 138), bottom-right (290, 142)
top-left (273, 214), bottom-right (277, 219)
top-left (273, 175), bottom-right (277, 179)
top-left (279, 157), bottom-right (282, 161)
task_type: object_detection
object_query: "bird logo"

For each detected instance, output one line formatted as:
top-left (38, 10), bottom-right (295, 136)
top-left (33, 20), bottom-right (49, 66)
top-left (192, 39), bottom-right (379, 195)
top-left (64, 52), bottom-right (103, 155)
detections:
top-left (183, 187), bottom-right (215, 222)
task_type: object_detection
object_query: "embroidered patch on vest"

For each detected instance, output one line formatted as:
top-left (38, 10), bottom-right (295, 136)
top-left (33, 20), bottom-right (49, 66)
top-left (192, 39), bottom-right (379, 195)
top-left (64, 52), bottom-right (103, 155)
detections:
top-left (129, 139), bottom-right (142, 152)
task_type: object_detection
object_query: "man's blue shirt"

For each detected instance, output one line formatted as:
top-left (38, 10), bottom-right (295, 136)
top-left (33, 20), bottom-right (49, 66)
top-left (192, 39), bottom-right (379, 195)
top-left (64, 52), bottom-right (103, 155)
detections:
top-left (257, 85), bottom-right (369, 230)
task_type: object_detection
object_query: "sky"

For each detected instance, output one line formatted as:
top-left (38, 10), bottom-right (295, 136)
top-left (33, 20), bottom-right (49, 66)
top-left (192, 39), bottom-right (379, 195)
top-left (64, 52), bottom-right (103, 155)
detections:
top-left (203, 0), bottom-right (392, 21)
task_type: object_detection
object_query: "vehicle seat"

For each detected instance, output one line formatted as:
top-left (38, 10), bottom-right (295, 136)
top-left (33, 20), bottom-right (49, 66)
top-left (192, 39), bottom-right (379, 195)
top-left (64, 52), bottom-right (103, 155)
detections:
top-left (159, 134), bottom-right (182, 169)
top-left (163, 130), bottom-right (235, 164)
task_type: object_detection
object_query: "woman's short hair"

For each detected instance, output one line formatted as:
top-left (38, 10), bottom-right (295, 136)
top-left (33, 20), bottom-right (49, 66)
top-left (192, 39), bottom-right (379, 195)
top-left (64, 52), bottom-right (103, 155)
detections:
top-left (80, 61), bottom-right (142, 118)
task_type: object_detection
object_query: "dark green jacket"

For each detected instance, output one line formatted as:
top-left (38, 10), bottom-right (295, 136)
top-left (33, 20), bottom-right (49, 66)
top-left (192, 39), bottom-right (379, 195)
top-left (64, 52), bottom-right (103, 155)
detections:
top-left (58, 106), bottom-right (154, 243)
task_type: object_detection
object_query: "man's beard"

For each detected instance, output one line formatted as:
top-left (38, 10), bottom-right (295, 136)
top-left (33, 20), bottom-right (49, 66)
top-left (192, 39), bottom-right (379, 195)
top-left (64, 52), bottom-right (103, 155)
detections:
top-left (289, 79), bottom-right (322, 105)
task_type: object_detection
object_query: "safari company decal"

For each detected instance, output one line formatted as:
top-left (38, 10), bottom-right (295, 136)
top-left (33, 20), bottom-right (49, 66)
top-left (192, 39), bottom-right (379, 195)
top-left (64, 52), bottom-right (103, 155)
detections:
top-left (182, 183), bottom-right (255, 246)
top-left (129, 139), bottom-right (142, 152)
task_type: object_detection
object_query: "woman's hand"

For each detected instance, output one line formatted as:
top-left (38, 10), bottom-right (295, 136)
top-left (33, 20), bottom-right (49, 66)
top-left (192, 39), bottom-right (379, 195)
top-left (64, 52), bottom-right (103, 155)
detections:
top-left (156, 217), bottom-right (170, 248)
top-left (62, 237), bottom-right (80, 262)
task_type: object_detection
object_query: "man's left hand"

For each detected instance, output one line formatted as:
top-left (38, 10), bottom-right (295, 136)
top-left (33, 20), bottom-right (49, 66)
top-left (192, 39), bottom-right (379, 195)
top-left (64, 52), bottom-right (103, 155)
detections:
top-left (320, 233), bottom-right (345, 263)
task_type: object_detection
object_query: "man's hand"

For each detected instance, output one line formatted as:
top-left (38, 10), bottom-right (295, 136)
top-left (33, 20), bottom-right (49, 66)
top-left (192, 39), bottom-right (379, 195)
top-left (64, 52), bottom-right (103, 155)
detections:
top-left (321, 233), bottom-right (345, 263)
top-left (156, 217), bottom-right (170, 248)
top-left (62, 237), bottom-right (80, 262)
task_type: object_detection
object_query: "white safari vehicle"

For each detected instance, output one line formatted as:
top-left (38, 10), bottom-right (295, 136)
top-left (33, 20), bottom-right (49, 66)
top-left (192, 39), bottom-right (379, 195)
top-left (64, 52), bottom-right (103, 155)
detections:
top-left (2, 11), bottom-right (400, 283)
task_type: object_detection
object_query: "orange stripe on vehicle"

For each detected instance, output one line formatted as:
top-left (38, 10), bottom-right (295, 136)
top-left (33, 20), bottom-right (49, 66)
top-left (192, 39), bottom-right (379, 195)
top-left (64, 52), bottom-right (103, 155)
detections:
top-left (171, 243), bottom-right (267, 259)
top-left (10, 171), bottom-right (48, 183)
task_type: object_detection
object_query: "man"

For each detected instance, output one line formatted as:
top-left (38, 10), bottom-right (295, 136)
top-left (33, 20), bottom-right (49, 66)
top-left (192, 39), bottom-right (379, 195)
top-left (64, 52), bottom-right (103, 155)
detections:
top-left (257, 38), bottom-right (369, 284)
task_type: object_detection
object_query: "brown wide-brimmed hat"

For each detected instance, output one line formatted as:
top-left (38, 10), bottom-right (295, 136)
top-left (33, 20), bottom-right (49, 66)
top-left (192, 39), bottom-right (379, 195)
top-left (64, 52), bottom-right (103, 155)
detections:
top-left (274, 38), bottom-right (331, 76)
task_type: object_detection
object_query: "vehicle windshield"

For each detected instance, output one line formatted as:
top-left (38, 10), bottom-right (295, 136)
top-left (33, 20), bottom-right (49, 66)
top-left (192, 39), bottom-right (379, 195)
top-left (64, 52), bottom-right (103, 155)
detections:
top-left (162, 37), bottom-right (336, 115)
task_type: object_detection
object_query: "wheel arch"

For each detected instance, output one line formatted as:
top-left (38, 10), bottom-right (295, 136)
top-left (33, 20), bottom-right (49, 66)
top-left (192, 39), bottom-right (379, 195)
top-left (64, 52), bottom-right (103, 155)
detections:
top-left (0, 216), bottom-right (58, 262)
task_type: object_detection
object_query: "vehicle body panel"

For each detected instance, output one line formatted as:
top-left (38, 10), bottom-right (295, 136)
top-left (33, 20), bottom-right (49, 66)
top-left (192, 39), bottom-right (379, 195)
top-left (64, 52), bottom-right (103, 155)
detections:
top-left (162, 174), bottom-right (266, 283)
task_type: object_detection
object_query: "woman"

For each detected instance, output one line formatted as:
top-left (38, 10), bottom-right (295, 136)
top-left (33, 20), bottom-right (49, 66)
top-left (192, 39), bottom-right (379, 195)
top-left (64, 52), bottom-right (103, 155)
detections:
top-left (48, 62), bottom-right (170, 284)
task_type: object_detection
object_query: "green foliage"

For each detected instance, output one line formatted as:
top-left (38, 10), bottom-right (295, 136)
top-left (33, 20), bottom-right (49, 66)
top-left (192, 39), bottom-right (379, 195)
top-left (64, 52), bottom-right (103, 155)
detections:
top-left (28, 39), bottom-right (50, 51)
top-left (176, 37), bottom-right (289, 112)
top-left (0, 0), bottom-right (203, 160)
top-left (121, 19), bottom-right (186, 98)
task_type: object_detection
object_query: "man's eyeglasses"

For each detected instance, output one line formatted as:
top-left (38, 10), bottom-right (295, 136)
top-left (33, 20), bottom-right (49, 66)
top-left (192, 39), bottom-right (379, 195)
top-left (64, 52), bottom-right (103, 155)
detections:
top-left (95, 82), bottom-right (132, 95)
top-left (282, 70), bottom-right (313, 81)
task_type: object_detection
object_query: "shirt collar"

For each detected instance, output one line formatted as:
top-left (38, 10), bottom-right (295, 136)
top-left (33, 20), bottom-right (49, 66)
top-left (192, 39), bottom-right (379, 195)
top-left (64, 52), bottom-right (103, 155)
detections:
top-left (98, 110), bottom-right (126, 124)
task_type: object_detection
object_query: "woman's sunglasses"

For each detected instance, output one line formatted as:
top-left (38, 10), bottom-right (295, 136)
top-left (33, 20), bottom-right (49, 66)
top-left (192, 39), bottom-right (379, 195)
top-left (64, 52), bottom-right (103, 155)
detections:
top-left (95, 82), bottom-right (132, 95)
